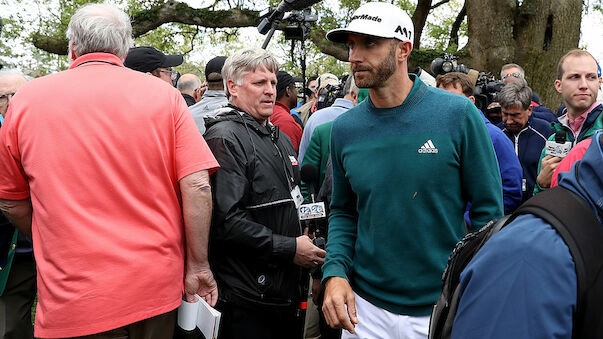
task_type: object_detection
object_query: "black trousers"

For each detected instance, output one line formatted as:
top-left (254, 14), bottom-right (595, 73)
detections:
top-left (0, 252), bottom-right (36, 339)
top-left (215, 300), bottom-right (302, 339)
top-left (66, 309), bottom-right (176, 339)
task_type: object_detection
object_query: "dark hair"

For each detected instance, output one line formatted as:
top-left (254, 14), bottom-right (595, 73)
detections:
top-left (436, 72), bottom-right (474, 97)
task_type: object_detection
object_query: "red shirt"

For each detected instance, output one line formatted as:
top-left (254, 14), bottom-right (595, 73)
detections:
top-left (0, 53), bottom-right (219, 337)
top-left (271, 101), bottom-right (303, 153)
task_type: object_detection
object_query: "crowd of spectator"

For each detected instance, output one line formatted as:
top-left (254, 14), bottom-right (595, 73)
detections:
top-left (0, 2), bottom-right (601, 339)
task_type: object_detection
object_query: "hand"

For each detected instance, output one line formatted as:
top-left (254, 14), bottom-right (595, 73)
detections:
top-left (293, 235), bottom-right (326, 268)
top-left (184, 263), bottom-right (218, 307)
top-left (197, 82), bottom-right (207, 97)
top-left (322, 277), bottom-right (358, 334)
top-left (312, 278), bottom-right (322, 305)
top-left (537, 155), bottom-right (563, 188)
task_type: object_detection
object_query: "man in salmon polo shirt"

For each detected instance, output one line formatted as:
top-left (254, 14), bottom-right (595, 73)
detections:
top-left (0, 3), bottom-right (219, 338)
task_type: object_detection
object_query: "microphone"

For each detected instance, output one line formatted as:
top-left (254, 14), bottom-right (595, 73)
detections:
top-left (545, 130), bottom-right (572, 157)
top-left (300, 164), bottom-right (319, 203)
top-left (258, 0), bottom-right (322, 35)
top-left (298, 164), bottom-right (326, 249)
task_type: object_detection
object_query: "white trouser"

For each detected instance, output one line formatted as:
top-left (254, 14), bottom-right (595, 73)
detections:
top-left (342, 292), bottom-right (430, 339)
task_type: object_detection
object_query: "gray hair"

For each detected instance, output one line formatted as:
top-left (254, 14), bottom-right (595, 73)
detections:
top-left (497, 80), bottom-right (532, 110)
top-left (344, 75), bottom-right (358, 95)
top-left (222, 49), bottom-right (279, 97)
top-left (177, 75), bottom-right (202, 92)
top-left (66, 3), bottom-right (134, 60)
top-left (500, 63), bottom-right (525, 79)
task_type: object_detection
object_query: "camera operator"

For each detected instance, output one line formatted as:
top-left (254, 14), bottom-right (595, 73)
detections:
top-left (299, 76), bottom-right (358, 163)
top-left (298, 73), bottom-right (339, 125)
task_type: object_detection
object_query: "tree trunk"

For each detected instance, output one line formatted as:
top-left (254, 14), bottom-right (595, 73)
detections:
top-left (465, 0), bottom-right (582, 109)
top-left (411, 0), bottom-right (433, 50)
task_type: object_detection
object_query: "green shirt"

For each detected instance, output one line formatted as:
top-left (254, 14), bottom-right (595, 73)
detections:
top-left (322, 75), bottom-right (503, 316)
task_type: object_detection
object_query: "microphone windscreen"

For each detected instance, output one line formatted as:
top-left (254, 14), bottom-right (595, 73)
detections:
top-left (554, 130), bottom-right (566, 144)
top-left (300, 164), bottom-right (319, 183)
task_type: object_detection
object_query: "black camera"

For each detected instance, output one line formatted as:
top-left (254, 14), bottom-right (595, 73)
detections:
top-left (283, 9), bottom-right (318, 41)
top-left (474, 72), bottom-right (505, 117)
top-left (430, 53), bottom-right (470, 76)
top-left (316, 75), bottom-right (348, 110)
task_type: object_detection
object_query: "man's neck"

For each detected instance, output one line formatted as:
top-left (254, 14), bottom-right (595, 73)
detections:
top-left (566, 107), bottom-right (588, 120)
top-left (369, 72), bottom-right (413, 108)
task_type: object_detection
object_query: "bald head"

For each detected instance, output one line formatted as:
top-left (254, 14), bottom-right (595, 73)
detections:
top-left (0, 72), bottom-right (27, 118)
top-left (177, 74), bottom-right (203, 102)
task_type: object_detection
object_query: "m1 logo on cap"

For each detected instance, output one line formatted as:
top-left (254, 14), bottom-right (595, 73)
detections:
top-left (395, 26), bottom-right (412, 40)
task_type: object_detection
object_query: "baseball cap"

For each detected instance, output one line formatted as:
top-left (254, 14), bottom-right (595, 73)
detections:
top-left (205, 56), bottom-right (227, 82)
top-left (124, 46), bottom-right (183, 73)
top-left (326, 2), bottom-right (414, 47)
top-left (317, 73), bottom-right (339, 91)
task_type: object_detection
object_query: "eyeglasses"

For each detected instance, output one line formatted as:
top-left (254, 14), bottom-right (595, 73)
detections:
top-left (159, 68), bottom-right (178, 80)
top-left (0, 92), bottom-right (15, 102)
top-left (502, 72), bottom-right (523, 80)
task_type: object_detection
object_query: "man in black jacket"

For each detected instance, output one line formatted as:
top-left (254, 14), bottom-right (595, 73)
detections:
top-left (204, 49), bottom-right (326, 339)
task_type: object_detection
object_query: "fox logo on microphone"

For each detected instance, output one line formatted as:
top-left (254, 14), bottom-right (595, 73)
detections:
top-left (545, 131), bottom-right (572, 158)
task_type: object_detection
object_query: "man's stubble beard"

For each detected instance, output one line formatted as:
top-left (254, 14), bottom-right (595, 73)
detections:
top-left (352, 42), bottom-right (398, 89)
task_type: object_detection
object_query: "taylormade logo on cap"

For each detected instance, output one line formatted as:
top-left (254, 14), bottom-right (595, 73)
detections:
top-left (350, 14), bottom-right (382, 22)
top-left (326, 2), bottom-right (414, 46)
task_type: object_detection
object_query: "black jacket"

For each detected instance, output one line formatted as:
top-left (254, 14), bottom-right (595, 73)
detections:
top-left (204, 105), bottom-right (303, 307)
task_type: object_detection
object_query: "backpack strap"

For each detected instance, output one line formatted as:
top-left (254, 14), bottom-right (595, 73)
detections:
top-left (514, 185), bottom-right (603, 338)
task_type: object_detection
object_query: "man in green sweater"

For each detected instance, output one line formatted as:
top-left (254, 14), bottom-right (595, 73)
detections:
top-left (320, 3), bottom-right (503, 338)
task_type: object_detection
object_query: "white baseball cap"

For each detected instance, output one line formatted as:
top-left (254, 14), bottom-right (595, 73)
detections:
top-left (326, 2), bottom-right (414, 47)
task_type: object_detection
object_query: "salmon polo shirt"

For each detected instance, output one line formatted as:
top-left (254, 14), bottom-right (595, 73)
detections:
top-left (0, 53), bottom-right (219, 338)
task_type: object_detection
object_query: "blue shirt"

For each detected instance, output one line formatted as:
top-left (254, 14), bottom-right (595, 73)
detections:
top-left (298, 98), bottom-right (354, 163)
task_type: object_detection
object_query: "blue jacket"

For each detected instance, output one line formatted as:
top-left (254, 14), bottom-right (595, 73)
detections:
top-left (498, 116), bottom-right (553, 204)
top-left (531, 103), bottom-right (558, 123)
top-left (481, 113), bottom-right (523, 213)
top-left (451, 131), bottom-right (603, 339)
top-left (465, 112), bottom-right (522, 224)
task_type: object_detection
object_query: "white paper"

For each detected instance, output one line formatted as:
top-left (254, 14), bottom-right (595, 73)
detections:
top-left (177, 295), bottom-right (222, 339)
top-left (177, 297), bottom-right (199, 331)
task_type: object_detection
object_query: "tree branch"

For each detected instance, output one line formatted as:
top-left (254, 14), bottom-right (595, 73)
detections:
top-left (30, 0), bottom-right (351, 62)
top-left (430, 0), bottom-right (452, 9)
top-left (32, 0), bottom-right (260, 55)
top-left (448, 2), bottom-right (467, 49)
top-left (411, 0), bottom-right (433, 49)
top-left (309, 28), bottom-right (348, 61)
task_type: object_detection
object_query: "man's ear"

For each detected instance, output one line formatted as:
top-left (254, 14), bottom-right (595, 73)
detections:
top-left (468, 95), bottom-right (475, 104)
top-left (554, 79), bottom-right (562, 94)
top-left (227, 79), bottom-right (238, 98)
top-left (397, 40), bottom-right (412, 63)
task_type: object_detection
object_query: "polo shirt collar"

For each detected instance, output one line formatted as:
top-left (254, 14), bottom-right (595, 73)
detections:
top-left (69, 53), bottom-right (124, 69)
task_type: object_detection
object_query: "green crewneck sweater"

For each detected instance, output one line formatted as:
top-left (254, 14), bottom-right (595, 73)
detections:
top-left (322, 75), bottom-right (503, 316)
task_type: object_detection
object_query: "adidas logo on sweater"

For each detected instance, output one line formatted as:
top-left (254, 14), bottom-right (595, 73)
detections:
top-left (418, 140), bottom-right (439, 153)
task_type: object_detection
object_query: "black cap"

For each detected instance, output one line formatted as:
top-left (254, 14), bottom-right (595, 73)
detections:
top-left (205, 56), bottom-right (227, 82)
top-left (124, 46), bottom-right (183, 73)
top-left (276, 71), bottom-right (295, 94)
